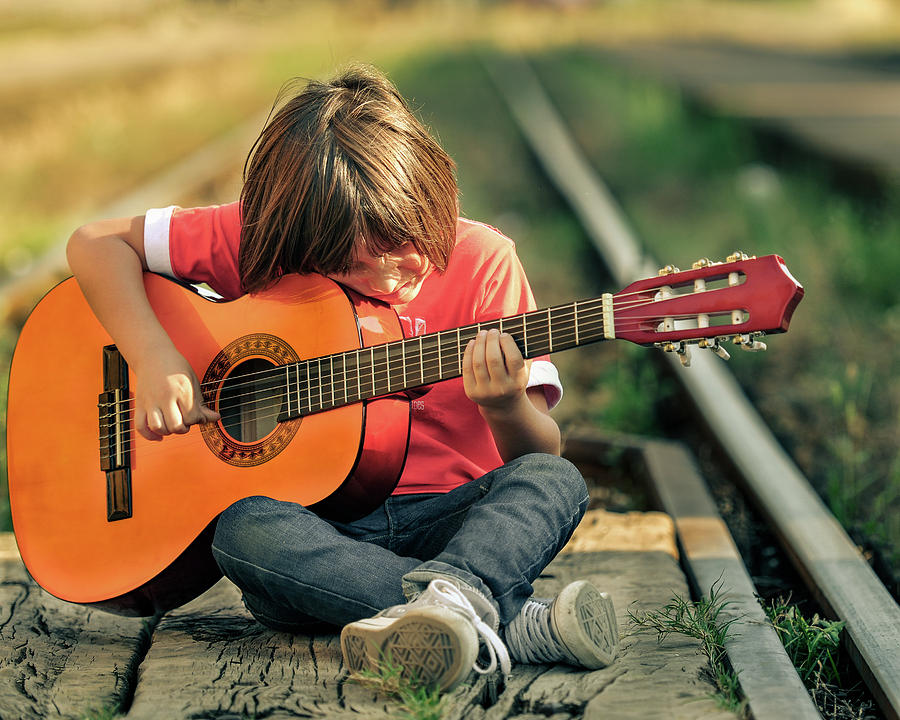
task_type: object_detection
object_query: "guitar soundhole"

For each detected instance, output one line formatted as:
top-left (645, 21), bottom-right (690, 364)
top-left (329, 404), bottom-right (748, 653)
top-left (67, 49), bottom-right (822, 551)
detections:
top-left (199, 333), bottom-right (300, 467)
top-left (218, 358), bottom-right (282, 443)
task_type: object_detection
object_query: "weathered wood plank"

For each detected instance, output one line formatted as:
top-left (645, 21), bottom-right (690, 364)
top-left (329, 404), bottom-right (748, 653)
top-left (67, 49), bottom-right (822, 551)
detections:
top-left (0, 533), bottom-right (149, 720)
top-left (125, 549), bottom-right (735, 719)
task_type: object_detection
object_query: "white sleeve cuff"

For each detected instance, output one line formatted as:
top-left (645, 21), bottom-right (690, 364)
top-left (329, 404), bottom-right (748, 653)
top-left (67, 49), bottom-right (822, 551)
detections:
top-left (528, 359), bottom-right (563, 410)
top-left (143, 205), bottom-right (178, 277)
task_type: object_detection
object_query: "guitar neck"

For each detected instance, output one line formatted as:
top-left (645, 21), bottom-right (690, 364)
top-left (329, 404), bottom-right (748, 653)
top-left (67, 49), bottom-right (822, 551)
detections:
top-left (278, 297), bottom-right (611, 420)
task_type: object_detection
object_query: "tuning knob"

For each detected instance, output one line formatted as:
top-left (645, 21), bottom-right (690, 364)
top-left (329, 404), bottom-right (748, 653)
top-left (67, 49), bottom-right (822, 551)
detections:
top-left (659, 341), bottom-right (692, 367)
top-left (733, 333), bottom-right (767, 352)
top-left (726, 250), bottom-right (756, 263)
top-left (657, 264), bottom-right (681, 276)
top-left (699, 337), bottom-right (731, 360)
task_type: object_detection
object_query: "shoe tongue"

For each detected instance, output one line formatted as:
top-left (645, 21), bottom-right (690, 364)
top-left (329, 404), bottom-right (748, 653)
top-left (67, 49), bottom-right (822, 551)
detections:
top-left (402, 573), bottom-right (500, 631)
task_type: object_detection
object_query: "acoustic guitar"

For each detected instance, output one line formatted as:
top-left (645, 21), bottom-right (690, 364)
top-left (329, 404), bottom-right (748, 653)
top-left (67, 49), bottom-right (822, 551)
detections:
top-left (7, 252), bottom-right (803, 615)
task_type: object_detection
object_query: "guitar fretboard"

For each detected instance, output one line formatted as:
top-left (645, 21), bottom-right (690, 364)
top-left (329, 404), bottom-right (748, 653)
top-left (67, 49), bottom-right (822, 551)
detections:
top-left (277, 297), bottom-right (609, 421)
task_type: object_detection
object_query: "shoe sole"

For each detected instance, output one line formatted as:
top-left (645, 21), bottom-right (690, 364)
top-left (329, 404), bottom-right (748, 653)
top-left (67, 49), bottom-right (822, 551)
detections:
top-left (340, 606), bottom-right (478, 691)
top-left (552, 580), bottom-right (619, 669)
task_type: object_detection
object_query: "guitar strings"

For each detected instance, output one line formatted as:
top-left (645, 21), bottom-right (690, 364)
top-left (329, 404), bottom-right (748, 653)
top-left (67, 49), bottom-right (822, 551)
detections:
top-left (101, 291), bottom-right (682, 415)
top-left (97, 303), bottom-right (612, 420)
top-left (97, 308), bottom-right (731, 453)
top-left (96, 310), bottom-right (612, 447)
top-left (97, 301), bottom-right (732, 439)
top-left (100, 287), bottom-right (714, 420)
top-left (98, 305), bottom-right (730, 440)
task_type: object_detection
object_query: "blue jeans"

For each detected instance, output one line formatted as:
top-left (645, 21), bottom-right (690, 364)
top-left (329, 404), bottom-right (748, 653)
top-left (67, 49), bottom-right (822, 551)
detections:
top-left (211, 453), bottom-right (588, 632)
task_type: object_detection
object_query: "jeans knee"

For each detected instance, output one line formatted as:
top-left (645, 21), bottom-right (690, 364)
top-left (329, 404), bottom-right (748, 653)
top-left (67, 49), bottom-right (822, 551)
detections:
top-left (511, 453), bottom-right (588, 516)
top-left (212, 495), bottom-right (282, 566)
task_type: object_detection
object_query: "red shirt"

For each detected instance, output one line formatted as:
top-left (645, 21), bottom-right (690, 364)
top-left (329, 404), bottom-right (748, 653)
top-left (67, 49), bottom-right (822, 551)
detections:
top-left (143, 203), bottom-right (562, 494)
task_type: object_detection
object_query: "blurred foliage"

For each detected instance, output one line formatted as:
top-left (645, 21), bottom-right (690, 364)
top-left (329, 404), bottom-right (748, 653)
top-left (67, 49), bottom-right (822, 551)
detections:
top-left (531, 47), bottom-right (899, 580)
top-left (1, 2), bottom-right (898, 592)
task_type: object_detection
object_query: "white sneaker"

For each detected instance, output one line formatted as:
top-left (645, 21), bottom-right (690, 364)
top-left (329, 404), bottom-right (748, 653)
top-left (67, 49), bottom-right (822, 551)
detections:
top-left (504, 580), bottom-right (618, 669)
top-left (341, 579), bottom-right (511, 691)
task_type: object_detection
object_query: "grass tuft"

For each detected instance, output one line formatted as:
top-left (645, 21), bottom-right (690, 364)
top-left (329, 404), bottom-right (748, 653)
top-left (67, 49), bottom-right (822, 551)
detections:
top-left (764, 598), bottom-right (845, 686)
top-left (628, 578), bottom-right (746, 716)
top-left (348, 652), bottom-right (446, 720)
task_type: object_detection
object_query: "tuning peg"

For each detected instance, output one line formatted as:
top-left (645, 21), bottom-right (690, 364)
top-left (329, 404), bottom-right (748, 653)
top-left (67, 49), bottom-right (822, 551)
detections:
top-left (726, 250), bottom-right (756, 263)
top-left (733, 333), bottom-right (767, 352)
top-left (692, 257), bottom-right (722, 270)
top-left (699, 337), bottom-right (731, 361)
top-left (657, 264), bottom-right (681, 276)
top-left (659, 341), bottom-right (692, 367)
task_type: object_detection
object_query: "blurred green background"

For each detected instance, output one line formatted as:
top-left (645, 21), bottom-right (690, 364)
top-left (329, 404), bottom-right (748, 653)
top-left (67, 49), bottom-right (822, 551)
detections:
top-left (1, 0), bottom-right (898, 590)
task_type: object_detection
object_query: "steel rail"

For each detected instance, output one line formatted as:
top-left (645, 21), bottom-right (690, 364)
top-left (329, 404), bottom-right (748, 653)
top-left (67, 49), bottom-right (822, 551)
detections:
top-left (483, 50), bottom-right (900, 720)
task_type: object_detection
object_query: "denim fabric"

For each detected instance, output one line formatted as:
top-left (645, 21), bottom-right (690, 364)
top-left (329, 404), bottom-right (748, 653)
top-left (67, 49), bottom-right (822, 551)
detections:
top-left (211, 453), bottom-right (588, 632)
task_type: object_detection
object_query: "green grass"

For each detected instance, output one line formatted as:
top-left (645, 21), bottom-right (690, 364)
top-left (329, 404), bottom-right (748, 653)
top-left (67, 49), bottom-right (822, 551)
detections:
top-left (348, 653), bottom-right (446, 720)
top-left (530, 47), bottom-right (900, 586)
top-left (628, 578), bottom-right (746, 716)
top-left (764, 598), bottom-right (844, 687)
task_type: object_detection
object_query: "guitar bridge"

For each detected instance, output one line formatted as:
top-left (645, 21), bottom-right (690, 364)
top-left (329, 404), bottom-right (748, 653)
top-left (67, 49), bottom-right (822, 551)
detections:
top-left (98, 345), bottom-right (132, 521)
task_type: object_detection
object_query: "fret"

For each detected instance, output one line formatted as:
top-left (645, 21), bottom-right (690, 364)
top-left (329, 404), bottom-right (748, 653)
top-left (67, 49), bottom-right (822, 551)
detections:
top-left (418, 336), bottom-right (424, 386)
top-left (371, 345), bottom-right (389, 396)
top-left (317, 357), bottom-right (324, 410)
top-left (581, 300), bottom-right (606, 343)
top-left (421, 334), bottom-right (441, 384)
top-left (305, 359), bottom-right (318, 414)
top-left (356, 349), bottom-right (373, 399)
top-left (574, 300), bottom-right (580, 345)
top-left (332, 353), bottom-right (346, 407)
top-left (522, 314), bottom-right (528, 356)
top-left (283, 365), bottom-right (294, 418)
top-left (438, 329), bottom-right (460, 379)
top-left (547, 307), bottom-right (553, 352)
top-left (527, 309), bottom-right (550, 356)
top-left (327, 356), bottom-right (335, 408)
top-left (503, 315), bottom-right (525, 354)
top-left (455, 326), bottom-right (479, 375)
top-left (294, 362), bottom-right (306, 415)
top-left (344, 350), bottom-right (360, 403)
top-left (387, 342), bottom-right (405, 393)
top-left (369, 347), bottom-right (376, 396)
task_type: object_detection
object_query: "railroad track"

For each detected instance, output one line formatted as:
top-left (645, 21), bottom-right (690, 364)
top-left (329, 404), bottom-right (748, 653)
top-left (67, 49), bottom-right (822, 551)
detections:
top-left (483, 50), bottom-right (900, 720)
top-left (1, 49), bottom-right (898, 720)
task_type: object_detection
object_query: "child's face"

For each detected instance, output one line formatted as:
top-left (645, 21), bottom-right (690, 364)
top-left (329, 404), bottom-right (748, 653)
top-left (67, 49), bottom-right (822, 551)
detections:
top-left (327, 242), bottom-right (432, 306)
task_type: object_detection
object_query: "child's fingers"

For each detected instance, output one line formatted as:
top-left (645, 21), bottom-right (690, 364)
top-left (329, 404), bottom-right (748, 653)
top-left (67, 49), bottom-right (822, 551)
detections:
top-left (467, 330), bottom-right (491, 382)
top-left (138, 407), bottom-right (165, 442)
top-left (498, 332), bottom-right (526, 376)
top-left (483, 329), bottom-right (506, 379)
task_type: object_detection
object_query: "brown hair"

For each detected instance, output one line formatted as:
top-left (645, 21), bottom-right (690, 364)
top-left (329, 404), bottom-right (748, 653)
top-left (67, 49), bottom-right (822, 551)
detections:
top-left (238, 64), bottom-right (459, 293)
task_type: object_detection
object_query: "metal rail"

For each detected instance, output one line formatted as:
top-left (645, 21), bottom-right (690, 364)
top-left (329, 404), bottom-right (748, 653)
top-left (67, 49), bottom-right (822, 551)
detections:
top-left (483, 50), bottom-right (900, 720)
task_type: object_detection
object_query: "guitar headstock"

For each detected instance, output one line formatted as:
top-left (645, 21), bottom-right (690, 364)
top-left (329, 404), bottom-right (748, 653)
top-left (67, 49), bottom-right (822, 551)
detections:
top-left (611, 252), bottom-right (804, 366)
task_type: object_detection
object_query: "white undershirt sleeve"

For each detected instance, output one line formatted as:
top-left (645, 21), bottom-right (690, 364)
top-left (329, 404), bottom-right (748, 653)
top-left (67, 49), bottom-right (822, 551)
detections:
top-left (143, 205), bottom-right (178, 278)
top-left (528, 359), bottom-right (563, 410)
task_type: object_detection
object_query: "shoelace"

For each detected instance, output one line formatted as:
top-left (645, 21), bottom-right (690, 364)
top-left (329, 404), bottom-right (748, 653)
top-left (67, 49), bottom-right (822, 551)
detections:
top-left (504, 597), bottom-right (576, 665)
top-left (389, 579), bottom-right (511, 680)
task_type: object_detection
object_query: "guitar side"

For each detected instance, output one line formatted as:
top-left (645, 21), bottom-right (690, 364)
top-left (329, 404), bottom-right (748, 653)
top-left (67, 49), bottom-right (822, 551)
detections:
top-left (7, 273), bottom-right (408, 613)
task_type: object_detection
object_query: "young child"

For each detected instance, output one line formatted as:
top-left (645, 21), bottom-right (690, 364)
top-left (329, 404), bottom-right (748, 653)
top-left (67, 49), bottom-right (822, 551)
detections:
top-left (66, 64), bottom-right (618, 691)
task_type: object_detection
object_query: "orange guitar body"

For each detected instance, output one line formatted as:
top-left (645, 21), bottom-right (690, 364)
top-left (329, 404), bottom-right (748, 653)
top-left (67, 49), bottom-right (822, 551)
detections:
top-left (7, 273), bottom-right (410, 615)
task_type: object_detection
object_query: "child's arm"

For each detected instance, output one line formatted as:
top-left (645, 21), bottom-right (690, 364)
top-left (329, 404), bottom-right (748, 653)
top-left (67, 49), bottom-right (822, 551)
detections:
top-left (462, 328), bottom-right (561, 461)
top-left (66, 217), bottom-right (220, 441)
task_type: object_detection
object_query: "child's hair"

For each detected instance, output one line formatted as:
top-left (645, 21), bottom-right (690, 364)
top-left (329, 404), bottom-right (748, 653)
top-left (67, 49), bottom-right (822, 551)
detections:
top-left (239, 64), bottom-right (459, 293)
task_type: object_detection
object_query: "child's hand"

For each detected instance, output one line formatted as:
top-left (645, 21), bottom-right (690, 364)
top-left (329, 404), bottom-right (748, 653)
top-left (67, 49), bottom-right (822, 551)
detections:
top-left (462, 329), bottom-right (530, 414)
top-left (133, 348), bottom-right (220, 441)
